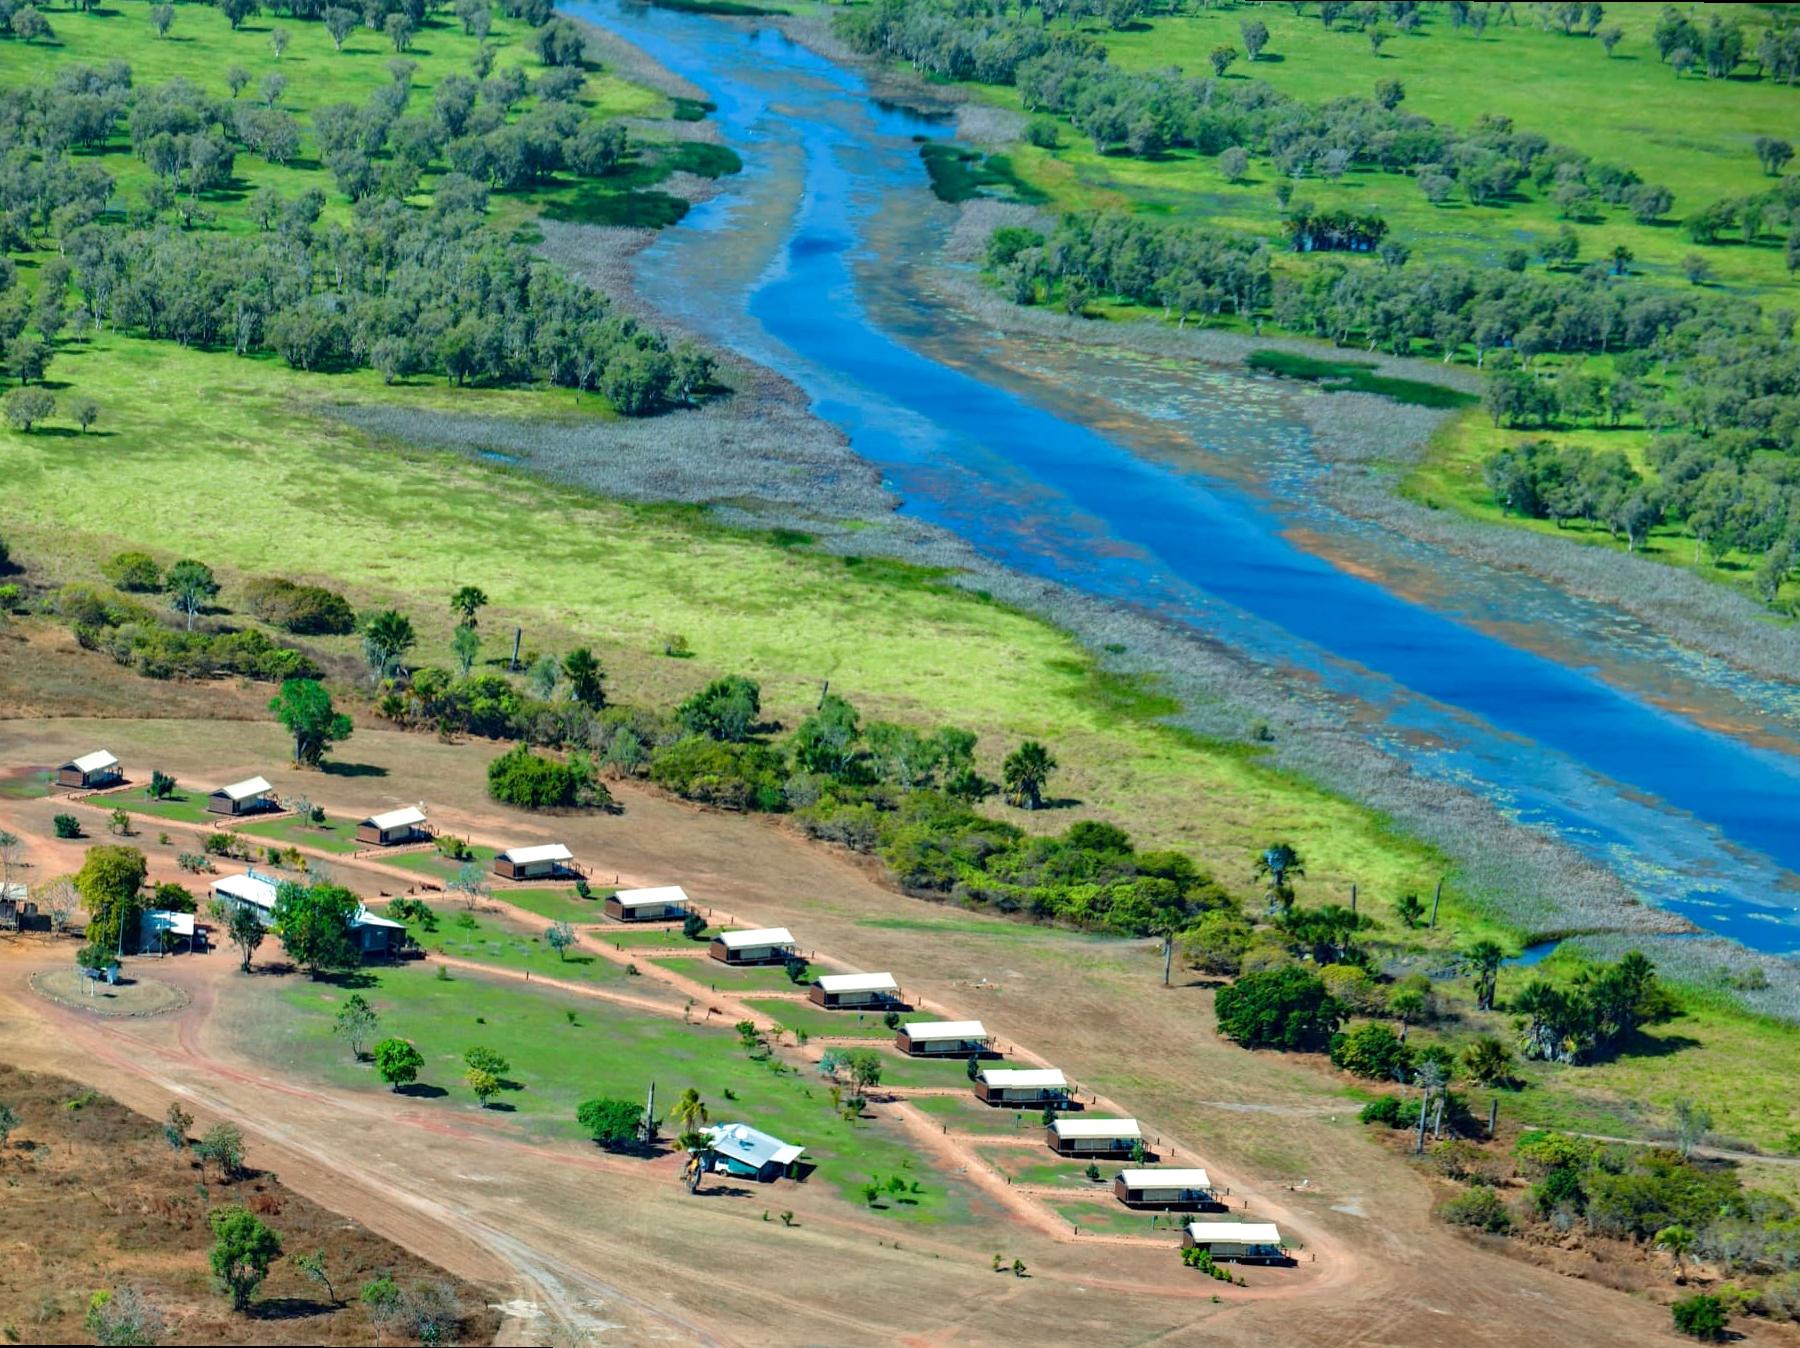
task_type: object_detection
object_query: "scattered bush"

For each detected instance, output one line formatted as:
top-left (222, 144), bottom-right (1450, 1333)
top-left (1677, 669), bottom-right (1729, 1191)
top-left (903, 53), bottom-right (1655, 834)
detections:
top-left (1215, 967), bottom-right (1345, 1051)
top-left (486, 744), bottom-right (609, 810)
top-left (53, 813), bottom-right (82, 839)
top-left (102, 551), bottom-right (164, 592)
top-left (1671, 1294), bottom-right (1727, 1341)
top-left (243, 577), bottom-right (357, 635)
top-left (1441, 1184), bottom-right (1513, 1234)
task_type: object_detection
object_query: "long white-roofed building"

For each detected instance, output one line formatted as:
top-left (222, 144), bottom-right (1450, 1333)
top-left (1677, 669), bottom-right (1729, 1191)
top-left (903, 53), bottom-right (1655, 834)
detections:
top-left (894, 1019), bottom-right (990, 1057)
top-left (1182, 1221), bottom-right (1288, 1263)
top-left (973, 1067), bottom-right (1069, 1108)
top-left (57, 750), bottom-right (122, 789)
top-left (1115, 1168), bottom-right (1215, 1209)
top-left (355, 805), bottom-right (430, 847)
top-left (708, 927), bottom-right (796, 966)
top-left (208, 775), bottom-right (275, 816)
top-left (1046, 1117), bottom-right (1142, 1157)
top-left (604, 885), bottom-right (692, 922)
top-left (809, 972), bottom-right (901, 1009)
top-left (492, 843), bottom-right (576, 881)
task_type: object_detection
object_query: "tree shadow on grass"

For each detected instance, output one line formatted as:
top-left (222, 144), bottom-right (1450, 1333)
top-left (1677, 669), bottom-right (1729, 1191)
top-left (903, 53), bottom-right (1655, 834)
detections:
top-left (316, 969), bottom-right (379, 990)
top-left (394, 1082), bottom-right (448, 1099)
top-left (693, 1183), bottom-right (756, 1199)
top-left (248, 1297), bottom-right (334, 1321)
top-left (319, 761), bottom-right (388, 778)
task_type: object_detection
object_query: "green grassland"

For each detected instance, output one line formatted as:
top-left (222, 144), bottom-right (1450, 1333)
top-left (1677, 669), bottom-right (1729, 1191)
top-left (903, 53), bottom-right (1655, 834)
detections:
top-left (417, 911), bottom-right (637, 985)
top-left (743, 998), bottom-right (909, 1040)
top-left (262, 961), bottom-right (974, 1220)
top-left (501, 887), bottom-right (617, 923)
top-left (116, 788), bottom-right (216, 826)
top-left (237, 812), bottom-right (364, 854)
top-left (655, 956), bottom-right (809, 993)
top-left (3, 1), bottom-right (677, 239)
top-left (599, 925), bottom-right (714, 949)
top-left (383, 843), bottom-right (501, 880)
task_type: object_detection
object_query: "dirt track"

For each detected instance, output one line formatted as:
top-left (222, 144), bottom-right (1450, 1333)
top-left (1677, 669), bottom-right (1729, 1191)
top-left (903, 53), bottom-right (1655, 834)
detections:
top-left (0, 717), bottom-right (1697, 1344)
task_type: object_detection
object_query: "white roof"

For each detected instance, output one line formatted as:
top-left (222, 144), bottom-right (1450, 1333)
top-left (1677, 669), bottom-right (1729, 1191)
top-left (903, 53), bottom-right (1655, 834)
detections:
top-left (143, 910), bottom-right (197, 937)
top-left (499, 843), bottom-right (573, 865)
top-left (816, 973), bottom-right (898, 995)
top-left (717, 927), bottom-right (794, 949)
top-left (1119, 1167), bottom-right (1211, 1189)
top-left (217, 775), bottom-right (273, 801)
top-left (612, 885), bottom-right (690, 909)
top-left (363, 806), bottom-right (426, 830)
top-left (703, 1122), bottom-right (804, 1169)
top-left (352, 906), bottom-right (406, 930)
top-left (1186, 1222), bottom-right (1282, 1246)
top-left (980, 1068), bottom-right (1067, 1089)
top-left (902, 1019), bottom-right (988, 1042)
top-left (67, 750), bottom-right (119, 774)
top-left (1052, 1117), bottom-right (1141, 1139)
top-left (2, 882), bottom-right (30, 902)
top-left (212, 871), bottom-right (279, 910)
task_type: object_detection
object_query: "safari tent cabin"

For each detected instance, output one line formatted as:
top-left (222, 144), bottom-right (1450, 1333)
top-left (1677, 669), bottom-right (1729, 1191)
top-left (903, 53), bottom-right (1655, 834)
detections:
top-left (604, 885), bottom-right (691, 923)
top-left (702, 1123), bottom-right (803, 1182)
top-left (708, 927), bottom-right (796, 966)
top-left (492, 843), bottom-right (575, 881)
top-left (0, 884), bottom-right (36, 933)
top-left (810, 972), bottom-right (900, 1009)
top-left (350, 906), bottom-right (406, 956)
top-left (57, 750), bottom-right (122, 790)
top-left (974, 1068), bottom-right (1070, 1108)
top-left (1182, 1221), bottom-right (1288, 1264)
top-left (1047, 1117), bottom-right (1142, 1157)
top-left (138, 909), bottom-right (199, 955)
top-left (1115, 1168), bottom-right (1214, 1210)
top-left (894, 1019), bottom-right (989, 1057)
top-left (208, 776), bottom-right (275, 816)
top-left (355, 806), bottom-right (430, 847)
top-left (209, 869), bottom-right (280, 919)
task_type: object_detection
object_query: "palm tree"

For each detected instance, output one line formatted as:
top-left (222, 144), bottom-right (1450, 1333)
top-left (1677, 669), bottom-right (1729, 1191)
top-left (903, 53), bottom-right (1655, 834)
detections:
top-left (450, 584), bottom-right (488, 628)
top-left (1253, 843), bottom-right (1304, 917)
top-left (670, 1087), bottom-right (709, 1142)
top-left (1389, 988), bottom-right (1426, 1042)
top-left (1460, 1035), bottom-right (1514, 1086)
top-left (361, 609), bottom-right (417, 683)
top-left (1654, 1223), bottom-right (1696, 1283)
top-left (1001, 740), bottom-right (1056, 810)
top-left (1464, 939), bottom-right (1505, 1011)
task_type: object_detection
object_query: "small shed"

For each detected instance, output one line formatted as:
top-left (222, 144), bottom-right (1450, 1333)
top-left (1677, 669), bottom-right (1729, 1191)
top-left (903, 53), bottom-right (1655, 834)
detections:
top-left (895, 1019), bottom-right (989, 1057)
top-left (604, 885), bottom-right (691, 923)
top-left (1047, 1117), bottom-right (1142, 1157)
top-left (57, 750), bottom-right (122, 790)
top-left (355, 806), bottom-right (430, 847)
top-left (1115, 1168), bottom-right (1214, 1210)
top-left (810, 972), bottom-right (900, 1009)
top-left (210, 869), bottom-right (280, 918)
top-left (702, 1122), bottom-right (804, 1182)
top-left (0, 883), bottom-right (37, 932)
top-left (1182, 1221), bottom-right (1288, 1264)
top-left (208, 775), bottom-right (275, 816)
top-left (350, 906), bottom-right (407, 956)
top-left (492, 843), bottom-right (575, 881)
top-left (974, 1067), bottom-right (1069, 1108)
top-left (139, 909), bottom-right (199, 954)
top-left (708, 927), bottom-right (796, 966)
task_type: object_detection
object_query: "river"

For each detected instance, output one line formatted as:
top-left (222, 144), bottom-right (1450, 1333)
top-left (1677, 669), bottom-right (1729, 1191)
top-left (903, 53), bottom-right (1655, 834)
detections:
top-left (569, 0), bottom-right (1800, 956)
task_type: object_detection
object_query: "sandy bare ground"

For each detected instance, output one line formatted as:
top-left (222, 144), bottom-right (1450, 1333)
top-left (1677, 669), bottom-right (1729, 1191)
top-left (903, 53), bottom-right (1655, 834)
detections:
top-left (0, 716), bottom-right (1698, 1343)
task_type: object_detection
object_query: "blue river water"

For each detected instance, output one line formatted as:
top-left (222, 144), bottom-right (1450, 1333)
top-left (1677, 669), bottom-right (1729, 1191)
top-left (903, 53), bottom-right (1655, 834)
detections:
top-left (575, 2), bottom-right (1800, 954)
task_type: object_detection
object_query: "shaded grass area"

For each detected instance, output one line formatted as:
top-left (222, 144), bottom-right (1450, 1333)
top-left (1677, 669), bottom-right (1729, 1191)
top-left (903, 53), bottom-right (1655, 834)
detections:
top-left (238, 813), bottom-right (363, 855)
top-left (600, 926), bottom-right (714, 949)
top-left (910, 1093), bottom-right (1044, 1136)
top-left (744, 999), bottom-right (907, 1041)
top-left (655, 956), bottom-right (807, 993)
top-left (1051, 1199), bottom-right (1182, 1238)
top-left (117, 791), bottom-right (216, 826)
top-left (920, 143), bottom-right (1047, 205)
top-left (263, 964), bottom-right (972, 1220)
top-left (415, 913), bottom-right (633, 986)
top-left (384, 844), bottom-right (501, 882)
top-left (496, 886), bottom-right (614, 924)
top-left (1246, 350), bottom-right (1476, 411)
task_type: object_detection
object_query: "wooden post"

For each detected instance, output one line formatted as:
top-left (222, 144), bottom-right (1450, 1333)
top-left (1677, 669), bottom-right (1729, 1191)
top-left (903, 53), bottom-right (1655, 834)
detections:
top-left (1162, 936), bottom-right (1174, 987)
top-left (1349, 883), bottom-right (1357, 915)
top-left (1414, 1092), bottom-right (1429, 1155)
top-left (509, 626), bottom-right (522, 672)
top-left (1488, 1097), bottom-right (1499, 1139)
top-left (1429, 877), bottom-right (1443, 929)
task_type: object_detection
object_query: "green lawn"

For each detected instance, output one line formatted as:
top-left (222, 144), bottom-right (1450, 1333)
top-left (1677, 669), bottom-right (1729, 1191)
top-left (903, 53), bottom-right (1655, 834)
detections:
top-left (385, 844), bottom-right (501, 882)
top-left (655, 957), bottom-right (811, 993)
top-left (116, 791), bottom-right (216, 826)
top-left (264, 962), bottom-right (977, 1220)
top-left (1051, 1199), bottom-right (1182, 1239)
top-left (499, 887), bottom-right (616, 924)
top-left (238, 813), bottom-right (363, 855)
top-left (910, 1093), bottom-right (1045, 1137)
top-left (743, 999), bottom-right (906, 1041)
top-left (414, 912), bottom-right (633, 987)
top-left (878, 1053), bottom-right (989, 1090)
top-left (599, 926), bottom-right (713, 950)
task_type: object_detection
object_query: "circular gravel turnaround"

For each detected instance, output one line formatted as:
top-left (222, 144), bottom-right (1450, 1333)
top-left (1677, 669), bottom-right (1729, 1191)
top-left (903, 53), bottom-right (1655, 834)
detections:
top-left (29, 967), bottom-right (191, 1019)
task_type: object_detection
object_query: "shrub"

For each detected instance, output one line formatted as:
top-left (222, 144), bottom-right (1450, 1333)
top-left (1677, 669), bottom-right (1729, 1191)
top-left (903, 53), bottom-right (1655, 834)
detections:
top-left (649, 736), bottom-right (786, 812)
top-left (1214, 967), bottom-right (1344, 1051)
top-left (1671, 1294), bottom-right (1727, 1341)
top-left (53, 813), bottom-right (82, 838)
top-left (486, 744), bottom-right (609, 810)
top-left (1441, 1184), bottom-right (1512, 1234)
top-left (242, 577), bottom-right (357, 635)
top-left (1329, 1023), bottom-right (1413, 1080)
top-left (576, 1097), bottom-right (644, 1149)
top-left (1359, 1094), bottom-right (1407, 1128)
top-left (102, 551), bottom-right (164, 592)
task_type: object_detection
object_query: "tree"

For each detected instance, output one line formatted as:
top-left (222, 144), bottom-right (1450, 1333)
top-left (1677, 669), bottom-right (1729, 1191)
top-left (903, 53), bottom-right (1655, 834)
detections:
top-left (384, 13), bottom-right (413, 51)
top-left (1671, 1293), bottom-right (1726, 1341)
top-left (1655, 1223), bottom-right (1697, 1282)
top-left (218, 0), bottom-right (258, 30)
top-left (1218, 146), bottom-right (1249, 182)
top-left (150, 2), bottom-right (174, 36)
top-left (1389, 988), bottom-right (1426, 1040)
top-left (165, 560), bottom-right (219, 631)
top-left (68, 395), bottom-right (100, 434)
top-left (269, 679), bottom-right (354, 766)
top-left (271, 881), bottom-right (361, 977)
top-left (670, 1086), bottom-right (708, 1143)
top-left (682, 912), bottom-right (707, 941)
top-left (373, 1038), bottom-right (424, 1091)
top-left (449, 860), bottom-right (489, 910)
top-left (545, 921), bottom-right (575, 961)
top-left (324, 5), bottom-right (356, 49)
top-left (209, 1206), bottom-right (281, 1311)
top-left (76, 845), bottom-right (147, 956)
top-left (1461, 1035), bottom-right (1515, 1085)
top-left (163, 1101), bottom-right (192, 1151)
top-left (1464, 939), bottom-right (1505, 1011)
top-left (528, 17), bottom-right (586, 66)
top-left (1215, 967), bottom-right (1344, 1051)
top-left (450, 585), bottom-right (487, 627)
top-left (195, 1122), bottom-right (245, 1180)
top-left (1599, 24), bottom-right (1622, 54)
top-left (466, 1067), bottom-right (501, 1107)
top-left (1394, 893), bottom-right (1425, 928)
top-left (361, 1277), bottom-right (402, 1347)
top-left (792, 693), bottom-right (861, 777)
top-left (1374, 77), bottom-right (1404, 109)
top-left (271, 26), bottom-right (289, 59)
top-left (1001, 740), bottom-right (1056, 810)
top-left (1208, 44), bottom-right (1237, 77)
top-left (224, 902), bottom-right (266, 974)
top-left (576, 1097), bottom-right (645, 1148)
top-left (9, 5), bottom-right (51, 41)
top-left (1240, 18), bottom-right (1268, 59)
top-left (1252, 842), bottom-right (1304, 916)
top-left (677, 675), bottom-right (761, 742)
top-left (452, 624), bottom-right (481, 677)
top-left (1672, 1097), bottom-right (1712, 1158)
top-left (4, 387), bottom-right (54, 431)
top-left (527, 654), bottom-right (561, 701)
top-left (563, 647), bottom-right (605, 708)
top-left (1329, 1022), bottom-right (1412, 1079)
top-left (0, 1102), bottom-right (16, 1148)
top-left (333, 993), bottom-right (379, 1060)
top-left (361, 610), bottom-right (416, 682)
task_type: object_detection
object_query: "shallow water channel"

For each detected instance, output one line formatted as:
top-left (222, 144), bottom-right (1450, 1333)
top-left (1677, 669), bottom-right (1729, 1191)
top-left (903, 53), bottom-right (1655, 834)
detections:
top-left (573, 1), bottom-right (1800, 955)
